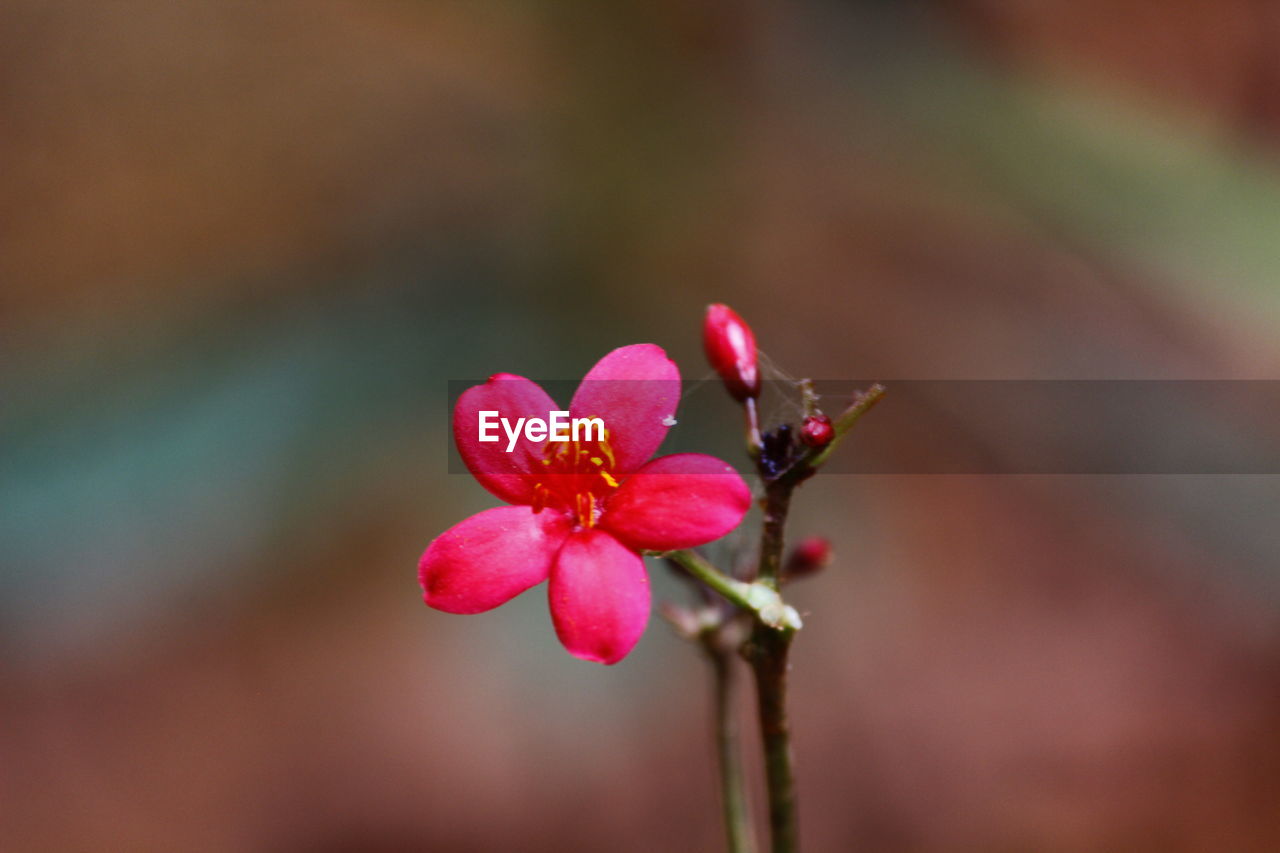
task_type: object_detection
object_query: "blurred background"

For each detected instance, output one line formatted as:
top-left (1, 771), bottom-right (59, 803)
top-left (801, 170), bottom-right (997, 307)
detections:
top-left (4, 0), bottom-right (1280, 849)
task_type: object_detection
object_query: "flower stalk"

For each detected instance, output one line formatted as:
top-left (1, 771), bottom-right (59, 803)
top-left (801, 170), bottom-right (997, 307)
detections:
top-left (662, 549), bottom-right (801, 631)
top-left (740, 383), bottom-right (883, 851)
top-left (691, 301), bottom-right (884, 852)
top-left (743, 479), bottom-right (799, 853)
top-left (744, 396), bottom-right (764, 460)
top-left (704, 629), bottom-right (756, 853)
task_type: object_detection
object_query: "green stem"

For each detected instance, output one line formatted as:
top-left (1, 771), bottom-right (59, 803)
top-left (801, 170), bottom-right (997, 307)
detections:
top-left (745, 481), bottom-right (799, 853)
top-left (666, 549), bottom-right (754, 609)
top-left (746, 624), bottom-right (796, 853)
top-left (663, 550), bottom-right (801, 631)
top-left (755, 483), bottom-right (792, 588)
top-left (735, 381), bottom-right (881, 852)
top-left (706, 640), bottom-right (755, 853)
top-left (745, 396), bottom-right (763, 460)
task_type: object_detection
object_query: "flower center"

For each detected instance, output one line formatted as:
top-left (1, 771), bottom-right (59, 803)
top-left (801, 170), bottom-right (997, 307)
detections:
top-left (531, 423), bottom-right (620, 528)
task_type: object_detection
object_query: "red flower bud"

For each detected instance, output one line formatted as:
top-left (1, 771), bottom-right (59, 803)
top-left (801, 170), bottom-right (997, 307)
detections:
top-left (784, 536), bottom-right (832, 579)
top-left (799, 414), bottom-right (834, 448)
top-left (703, 303), bottom-right (760, 402)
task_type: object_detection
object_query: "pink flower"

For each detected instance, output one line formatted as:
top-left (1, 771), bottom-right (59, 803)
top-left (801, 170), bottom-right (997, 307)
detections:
top-left (420, 344), bottom-right (752, 664)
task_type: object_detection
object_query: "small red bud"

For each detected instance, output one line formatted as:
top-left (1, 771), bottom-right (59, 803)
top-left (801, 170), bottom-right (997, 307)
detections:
top-left (784, 536), bottom-right (833, 580)
top-left (800, 414), bottom-right (834, 448)
top-left (703, 303), bottom-right (760, 402)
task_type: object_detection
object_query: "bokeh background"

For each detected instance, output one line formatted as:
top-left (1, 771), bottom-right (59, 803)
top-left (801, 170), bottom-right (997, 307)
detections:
top-left (5, 1), bottom-right (1280, 849)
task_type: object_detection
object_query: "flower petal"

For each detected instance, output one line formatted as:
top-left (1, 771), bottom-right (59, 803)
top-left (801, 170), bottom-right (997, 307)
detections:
top-left (569, 344), bottom-right (680, 475)
top-left (548, 529), bottom-right (650, 664)
top-left (455, 373), bottom-right (559, 505)
top-left (420, 506), bottom-right (571, 614)
top-left (602, 453), bottom-right (752, 551)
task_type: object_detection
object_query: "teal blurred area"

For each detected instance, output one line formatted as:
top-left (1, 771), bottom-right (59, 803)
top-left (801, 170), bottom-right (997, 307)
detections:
top-left (0, 260), bottom-right (567, 648)
top-left (4, 1), bottom-right (1280, 850)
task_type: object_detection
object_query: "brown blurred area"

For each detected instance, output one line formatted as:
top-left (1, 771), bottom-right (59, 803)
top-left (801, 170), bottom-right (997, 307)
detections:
top-left (5, 1), bottom-right (1280, 850)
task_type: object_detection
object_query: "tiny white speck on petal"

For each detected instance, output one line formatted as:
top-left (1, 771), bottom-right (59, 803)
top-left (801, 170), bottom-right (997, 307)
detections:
top-left (661, 415), bottom-right (677, 426)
